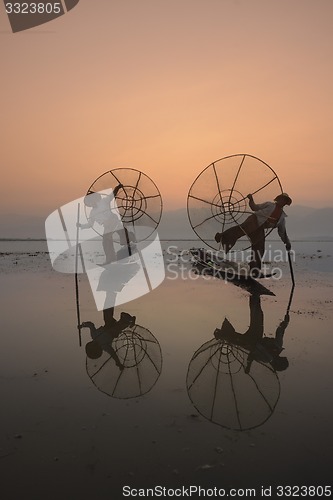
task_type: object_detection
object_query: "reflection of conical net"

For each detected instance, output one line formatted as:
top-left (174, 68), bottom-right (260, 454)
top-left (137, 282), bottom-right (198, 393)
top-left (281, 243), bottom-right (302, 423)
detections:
top-left (86, 325), bottom-right (162, 399)
top-left (186, 338), bottom-right (280, 431)
top-left (87, 168), bottom-right (162, 240)
top-left (187, 154), bottom-right (283, 251)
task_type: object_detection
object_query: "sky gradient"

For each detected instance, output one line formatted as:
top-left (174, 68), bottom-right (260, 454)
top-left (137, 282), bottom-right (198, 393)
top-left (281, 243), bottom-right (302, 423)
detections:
top-left (1, 0), bottom-right (333, 217)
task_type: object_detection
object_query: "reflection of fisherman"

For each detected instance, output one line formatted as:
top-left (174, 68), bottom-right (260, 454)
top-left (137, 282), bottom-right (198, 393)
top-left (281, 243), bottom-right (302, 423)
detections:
top-left (81, 308), bottom-right (136, 368)
top-left (214, 294), bottom-right (290, 372)
top-left (215, 193), bottom-right (292, 275)
top-left (247, 313), bottom-right (290, 372)
top-left (78, 184), bottom-right (130, 264)
top-left (97, 258), bottom-right (141, 310)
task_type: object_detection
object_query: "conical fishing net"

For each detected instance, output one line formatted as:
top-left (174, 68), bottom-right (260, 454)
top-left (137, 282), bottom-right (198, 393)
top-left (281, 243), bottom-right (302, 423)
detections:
top-left (86, 168), bottom-right (163, 241)
top-left (186, 338), bottom-right (280, 430)
top-left (86, 324), bottom-right (162, 399)
top-left (187, 154), bottom-right (283, 251)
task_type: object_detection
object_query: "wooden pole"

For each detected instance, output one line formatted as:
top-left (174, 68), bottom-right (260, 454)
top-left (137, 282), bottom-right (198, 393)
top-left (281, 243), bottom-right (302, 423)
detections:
top-left (75, 202), bottom-right (82, 347)
top-left (287, 250), bottom-right (295, 288)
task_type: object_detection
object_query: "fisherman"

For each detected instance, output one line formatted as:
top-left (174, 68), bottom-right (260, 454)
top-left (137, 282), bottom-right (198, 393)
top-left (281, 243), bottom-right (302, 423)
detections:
top-left (78, 183), bottom-right (133, 264)
top-left (215, 193), bottom-right (292, 276)
top-left (81, 308), bottom-right (136, 365)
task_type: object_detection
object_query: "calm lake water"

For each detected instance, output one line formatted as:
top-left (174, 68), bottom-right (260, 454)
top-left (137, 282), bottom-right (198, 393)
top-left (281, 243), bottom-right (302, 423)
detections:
top-left (0, 240), bottom-right (332, 499)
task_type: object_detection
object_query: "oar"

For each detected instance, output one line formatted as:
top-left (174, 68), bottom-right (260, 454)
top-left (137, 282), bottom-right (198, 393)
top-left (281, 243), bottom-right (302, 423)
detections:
top-left (75, 202), bottom-right (82, 347)
top-left (287, 250), bottom-right (295, 288)
top-left (286, 282), bottom-right (295, 314)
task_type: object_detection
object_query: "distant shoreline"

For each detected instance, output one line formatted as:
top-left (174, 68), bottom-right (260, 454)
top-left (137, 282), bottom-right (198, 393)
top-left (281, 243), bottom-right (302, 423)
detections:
top-left (0, 238), bottom-right (47, 241)
top-left (0, 238), bottom-right (332, 243)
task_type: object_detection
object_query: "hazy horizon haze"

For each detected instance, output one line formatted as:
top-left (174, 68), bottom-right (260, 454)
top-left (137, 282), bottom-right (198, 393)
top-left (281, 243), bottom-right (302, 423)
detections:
top-left (1, 0), bottom-right (332, 214)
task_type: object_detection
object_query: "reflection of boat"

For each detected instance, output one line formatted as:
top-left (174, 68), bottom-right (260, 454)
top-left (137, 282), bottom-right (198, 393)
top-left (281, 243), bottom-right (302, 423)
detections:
top-left (86, 324), bottom-right (162, 399)
top-left (186, 287), bottom-right (294, 430)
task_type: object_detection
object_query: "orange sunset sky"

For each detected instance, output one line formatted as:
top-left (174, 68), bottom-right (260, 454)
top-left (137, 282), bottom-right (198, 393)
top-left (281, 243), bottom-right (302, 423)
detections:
top-left (1, 0), bottom-right (333, 217)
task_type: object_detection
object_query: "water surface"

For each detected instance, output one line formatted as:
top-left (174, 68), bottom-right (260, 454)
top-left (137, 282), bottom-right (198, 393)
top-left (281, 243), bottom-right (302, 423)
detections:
top-left (0, 241), bottom-right (332, 498)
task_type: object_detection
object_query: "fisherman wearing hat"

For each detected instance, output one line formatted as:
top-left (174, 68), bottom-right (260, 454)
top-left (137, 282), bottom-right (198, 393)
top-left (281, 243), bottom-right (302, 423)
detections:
top-left (215, 192), bottom-right (292, 275)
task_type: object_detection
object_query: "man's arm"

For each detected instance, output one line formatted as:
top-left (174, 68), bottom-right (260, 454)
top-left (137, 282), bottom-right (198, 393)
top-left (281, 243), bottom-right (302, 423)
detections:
top-left (247, 194), bottom-right (269, 212)
top-left (113, 183), bottom-right (123, 196)
top-left (103, 184), bottom-right (124, 209)
top-left (105, 184), bottom-right (123, 202)
top-left (78, 217), bottom-right (93, 230)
